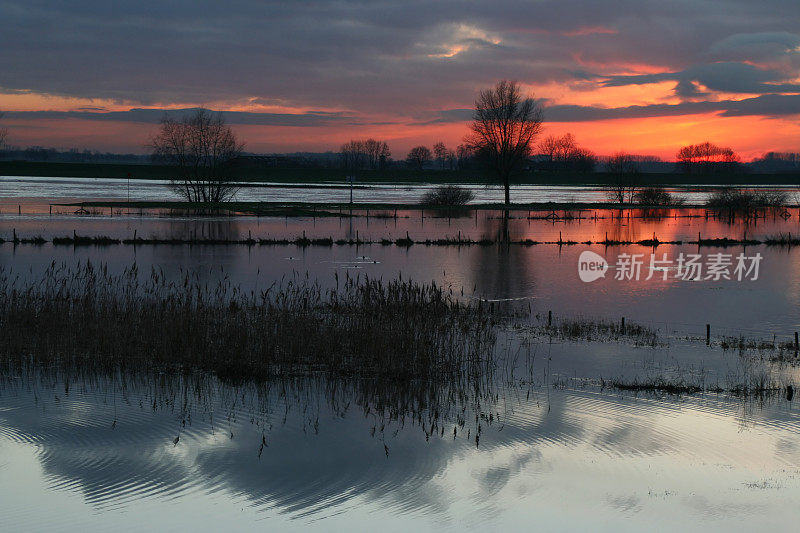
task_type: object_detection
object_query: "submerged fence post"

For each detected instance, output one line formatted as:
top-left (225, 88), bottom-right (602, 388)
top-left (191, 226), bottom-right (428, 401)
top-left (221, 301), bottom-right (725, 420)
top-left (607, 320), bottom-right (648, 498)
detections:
top-left (795, 332), bottom-right (798, 353)
top-left (706, 324), bottom-right (711, 345)
top-left (621, 317), bottom-right (625, 334)
top-left (548, 310), bottom-right (552, 327)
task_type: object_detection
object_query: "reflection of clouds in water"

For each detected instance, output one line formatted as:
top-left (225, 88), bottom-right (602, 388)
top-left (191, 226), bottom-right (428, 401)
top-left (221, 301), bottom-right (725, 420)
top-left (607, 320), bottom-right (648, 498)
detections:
top-left (474, 449), bottom-right (542, 498)
top-left (0, 373), bottom-right (502, 519)
top-left (2, 370), bottom-right (800, 527)
top-left (605, 494), bottom-right (642, 514)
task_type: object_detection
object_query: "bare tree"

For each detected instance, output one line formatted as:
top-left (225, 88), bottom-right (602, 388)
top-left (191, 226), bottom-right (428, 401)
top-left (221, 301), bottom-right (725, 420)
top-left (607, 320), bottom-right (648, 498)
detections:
top-left (364, 138), bottom-right (391, 169)
top-left (0, 112), bottom-right (7, 150)
top-left (407, 145), bottom-right (432, 170)
top-left (677, 142), bottom-right (741, 174)
top-left (604, 152), bottom-right (641, 204)
top-left (455, 144), bottom-right (474, 169)
top-left (340, 139), bottom-right (367, 171)
top-left (445, 149), bottom-right (456, 170)
top-left (466, 80), bottom-right (543, 204)
top-left (537, 133), bottom-right (596, 172)
top-left (433, 142), bottom-right (448, 169)
top-left (340, 138), bottom-right (390, 170)
top-left (150, 109), bottom-right (244, 203)
top-left (537, 134), bottom-right (560, 163)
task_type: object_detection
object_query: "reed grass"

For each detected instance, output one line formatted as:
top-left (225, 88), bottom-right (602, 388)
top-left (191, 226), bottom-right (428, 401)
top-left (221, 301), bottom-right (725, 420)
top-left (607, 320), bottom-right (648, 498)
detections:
top-left (535, 314), bottom-right (662, 346)
top-left (764, 233), bottom-right (800, 246)
top-left (0, 263), bottom-right (500, 383)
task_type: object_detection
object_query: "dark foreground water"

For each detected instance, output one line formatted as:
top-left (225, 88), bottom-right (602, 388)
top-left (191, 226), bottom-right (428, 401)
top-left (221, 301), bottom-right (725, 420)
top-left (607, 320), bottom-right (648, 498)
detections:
top-left (1, 363), bottom-right (799, 531)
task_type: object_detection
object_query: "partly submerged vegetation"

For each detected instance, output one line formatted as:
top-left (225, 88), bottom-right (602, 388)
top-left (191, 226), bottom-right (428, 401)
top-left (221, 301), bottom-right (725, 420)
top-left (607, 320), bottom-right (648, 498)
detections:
top-left (420, 185), bottom-right (475, 206)
top-left (6, 229), bottom-right (800, 248)
top-left (0, 263), bottom-right (501, 383)
top-left (633, 186), bottom-right (685, 206)
top-left (706, 187), bottom-right (790, 212)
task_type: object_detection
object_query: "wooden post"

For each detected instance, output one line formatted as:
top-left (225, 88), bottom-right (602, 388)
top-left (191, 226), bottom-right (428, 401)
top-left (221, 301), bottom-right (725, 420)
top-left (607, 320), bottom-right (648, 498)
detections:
top-left (621, 317), bottom-right (625, 334)
top-left (795, 331), bottom-right (798, 353)
top-left (548, 310), bottom-right (552, 327)
top-left (706, 324), bottom-right (711, 345)
top-left (18, 205), bottom-right (21, 215)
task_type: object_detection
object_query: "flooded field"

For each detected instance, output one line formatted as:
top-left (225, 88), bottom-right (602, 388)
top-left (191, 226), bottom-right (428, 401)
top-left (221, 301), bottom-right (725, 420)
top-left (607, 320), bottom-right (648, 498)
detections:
top-left (3, 175), bottom-right (800, 209)
top-left (3, 185), bottom-right (800, 530)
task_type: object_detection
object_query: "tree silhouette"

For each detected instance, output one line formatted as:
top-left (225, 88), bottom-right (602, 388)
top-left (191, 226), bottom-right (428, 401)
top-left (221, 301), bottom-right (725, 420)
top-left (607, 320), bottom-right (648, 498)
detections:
top-left (406, 145), bottom-right (432, 170)
top-left (151, 109), bottom-right (244, 203)
top-left (466, 80), bottom-right (543, 204)
top-left (0, 112), bottom-right (7, 149)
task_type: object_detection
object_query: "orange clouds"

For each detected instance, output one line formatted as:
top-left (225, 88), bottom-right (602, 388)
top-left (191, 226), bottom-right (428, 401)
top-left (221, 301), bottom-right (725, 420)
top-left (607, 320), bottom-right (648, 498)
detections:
top-left (542, 113), bottom-right (800, 160)
top-left (1, 89), bottom-right (798, 160)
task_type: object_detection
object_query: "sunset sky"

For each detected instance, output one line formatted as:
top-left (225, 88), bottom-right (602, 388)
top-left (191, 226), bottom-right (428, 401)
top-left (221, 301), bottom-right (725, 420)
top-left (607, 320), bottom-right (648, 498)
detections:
top-left (1, 1), bottom-right (799, 160)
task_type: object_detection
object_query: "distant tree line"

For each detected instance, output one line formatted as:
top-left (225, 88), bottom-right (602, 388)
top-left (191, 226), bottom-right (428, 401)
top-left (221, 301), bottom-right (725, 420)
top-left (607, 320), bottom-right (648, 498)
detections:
top-left (0, 145), bottom-right (150, 164)
top-left (676, 141), bottom-right (741, 174)
top-left (339, 138), bottom-right (391, 170)
top-left (0, 112), bottom-right (7, 150)
top-left (536, 133), bottom-right (597, 172)
top-left (750, 152), bottom-right (800, 173)
top-left (402, 142), bottom-right (478, 171)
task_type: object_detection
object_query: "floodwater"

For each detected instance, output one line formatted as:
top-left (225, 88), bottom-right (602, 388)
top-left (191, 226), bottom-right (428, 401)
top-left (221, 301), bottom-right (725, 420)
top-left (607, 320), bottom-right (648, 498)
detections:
top-left (2, 363), bottom-right (799, 531)
top-left (3, 183), bottom-right (800, 530)
top-left (3, 175), bottom-right (800, 208)
top-left (5, 206), bottom-right (800, 337)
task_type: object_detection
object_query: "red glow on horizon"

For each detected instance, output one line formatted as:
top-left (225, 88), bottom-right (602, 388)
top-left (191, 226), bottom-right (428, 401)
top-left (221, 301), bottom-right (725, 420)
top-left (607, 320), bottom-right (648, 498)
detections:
top-left (1, 91), bottom-right (798, 161)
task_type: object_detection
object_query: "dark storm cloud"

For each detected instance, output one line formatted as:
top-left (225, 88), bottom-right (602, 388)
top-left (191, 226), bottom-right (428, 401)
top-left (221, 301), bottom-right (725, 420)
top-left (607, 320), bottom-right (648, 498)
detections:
top-left (602, 62), bottom-right (800, 96)
top-left (433, 94), bottom-right (800, 123)
top-left (4, 108), bottom-right (364, 126)
top-left (0, 0), bottom-right (799, 117)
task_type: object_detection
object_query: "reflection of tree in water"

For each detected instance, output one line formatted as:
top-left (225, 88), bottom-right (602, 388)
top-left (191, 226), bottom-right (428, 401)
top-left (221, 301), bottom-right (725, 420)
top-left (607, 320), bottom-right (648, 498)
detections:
top-left (164, 218), bottom-right (243, 241)
top-left (0, 360), bottom-right (537, 516)
top-left (469, 212), bottom-right (537, 302)
top-left (0, 356), bottom-right (791, 519)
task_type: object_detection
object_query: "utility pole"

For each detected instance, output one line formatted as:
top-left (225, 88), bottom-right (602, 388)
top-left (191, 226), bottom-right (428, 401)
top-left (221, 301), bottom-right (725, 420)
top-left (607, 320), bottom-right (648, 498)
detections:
top-left (347, 175), bottom-right (355, 205)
